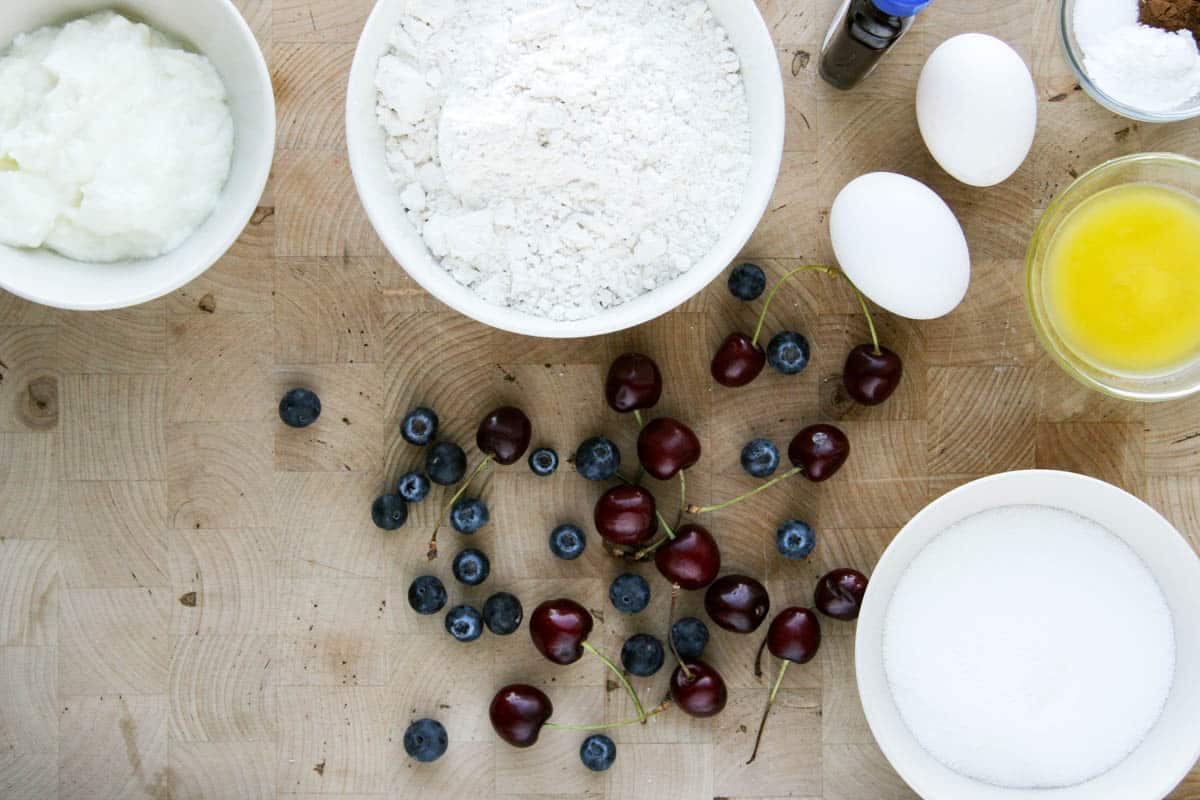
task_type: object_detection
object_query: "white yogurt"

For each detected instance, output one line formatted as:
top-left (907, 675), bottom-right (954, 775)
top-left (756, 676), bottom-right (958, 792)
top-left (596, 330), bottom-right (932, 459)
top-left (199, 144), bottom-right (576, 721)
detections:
top-left (0, 12), bottom-right (234, 262)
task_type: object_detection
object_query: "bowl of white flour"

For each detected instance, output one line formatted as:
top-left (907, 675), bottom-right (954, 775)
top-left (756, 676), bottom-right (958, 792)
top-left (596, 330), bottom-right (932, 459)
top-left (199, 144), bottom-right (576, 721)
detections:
top-left (856, 470), bottom-right (1200, 800)
top-left (0, 0), bottom-right (274, 310)
top-left (348, 0), bottom-right (784, 337)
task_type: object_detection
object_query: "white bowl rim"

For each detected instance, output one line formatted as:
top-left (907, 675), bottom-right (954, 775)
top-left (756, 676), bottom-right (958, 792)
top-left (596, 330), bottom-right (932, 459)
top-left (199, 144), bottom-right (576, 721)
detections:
top-left (0, 0), bottom-right (276, 311)
top-left (345, 0), bottom-right (786, 339)
top-left (855, 469), bottom-right (1200, 800)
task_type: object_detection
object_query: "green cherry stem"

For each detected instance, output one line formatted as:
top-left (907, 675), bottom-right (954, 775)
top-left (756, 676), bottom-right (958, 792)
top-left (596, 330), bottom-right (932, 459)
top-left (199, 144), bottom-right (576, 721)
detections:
top-left (633, 409), bottom-right (645, 429)
top-left (544, 699), bottom-right (671, 731)
top-left (746, 660), bottom-right (790, 765)
top-left (426, 454), bottom-right (492, 560)
top-left (829, 270), bottom-right (882, 355)
top-left (747, 264), bottom-right (882, 356)
top-left (686, 466), bottom-right (803, 515)
top-left (583, 641), bottom-right (647, 723)
top-left (751, 265), bottom-right (837, 348)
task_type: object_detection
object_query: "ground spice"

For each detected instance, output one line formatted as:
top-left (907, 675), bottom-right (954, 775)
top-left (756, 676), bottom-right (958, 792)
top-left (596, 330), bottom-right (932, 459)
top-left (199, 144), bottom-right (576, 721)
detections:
top-left (1140, 0), bottom-right (1200, 46)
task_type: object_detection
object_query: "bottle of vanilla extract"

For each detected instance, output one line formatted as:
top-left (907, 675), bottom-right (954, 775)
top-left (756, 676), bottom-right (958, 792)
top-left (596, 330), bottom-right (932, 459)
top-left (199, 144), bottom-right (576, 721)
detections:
top-left (819, 0), bottom-right (933, 90)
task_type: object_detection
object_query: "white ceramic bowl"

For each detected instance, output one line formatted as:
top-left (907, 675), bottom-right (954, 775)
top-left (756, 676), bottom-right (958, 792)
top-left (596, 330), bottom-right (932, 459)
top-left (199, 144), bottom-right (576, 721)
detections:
top-left (347, 0), bottom-right (785, 338)
top-left (857, 470), bottom-right (1200, 800)
top-left (0, 0), bottom-right (275, 311)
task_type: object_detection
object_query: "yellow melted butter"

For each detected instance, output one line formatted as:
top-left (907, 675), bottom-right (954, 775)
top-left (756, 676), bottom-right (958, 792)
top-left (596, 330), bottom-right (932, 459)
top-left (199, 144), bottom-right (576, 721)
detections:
top-left (1045, 183), bottom-right (1200, 376)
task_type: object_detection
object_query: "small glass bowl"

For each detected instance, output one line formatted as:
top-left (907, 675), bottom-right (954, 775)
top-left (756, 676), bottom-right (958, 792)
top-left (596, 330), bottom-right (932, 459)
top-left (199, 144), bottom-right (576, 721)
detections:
top-left (1027, 153), bottom-right (1200, 402)
top-left (1060, 0), bottom-right (1200, 123)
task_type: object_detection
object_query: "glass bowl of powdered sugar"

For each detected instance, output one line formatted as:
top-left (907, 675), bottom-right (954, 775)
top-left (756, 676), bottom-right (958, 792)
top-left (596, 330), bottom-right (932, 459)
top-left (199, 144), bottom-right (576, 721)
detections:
top-left (855, 470), bottom-right (1200, 800)
top-left (1062, 0), bottom-right (1200, 121)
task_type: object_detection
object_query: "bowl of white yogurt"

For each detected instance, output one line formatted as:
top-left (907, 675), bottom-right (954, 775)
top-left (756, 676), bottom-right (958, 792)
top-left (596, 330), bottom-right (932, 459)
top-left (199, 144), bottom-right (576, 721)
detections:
top-left (856, 470), bottom-right (1200, 800)
top-left (0, 1), bottom-right (274, 310)
top-left (347, 0), bottom-right (785, 338)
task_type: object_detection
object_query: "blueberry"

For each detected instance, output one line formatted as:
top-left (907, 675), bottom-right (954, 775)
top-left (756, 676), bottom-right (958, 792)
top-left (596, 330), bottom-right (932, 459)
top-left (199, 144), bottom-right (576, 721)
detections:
top-left (450, 498), bottom-right (489, 534)
top-left (549, 523), bottom-right (586, 560)
top-left (609, 573), bottom-right (650, 614)
top-left (407, 575), bottom-right (447, 615)
top-left (452, 548), bottom-right (490, 586)
top-left (444, 604), bottom-right (483, 642)
top-left (740, 438), bottom-right (780, 478)
top-left (483, 591), bottom-right (523, 635)
top-left (279, 388), bottom-right (321, 428)
top-left (403, 718), bottom-right (448, 762)
top-left (401, 407), bottom-right (439, 446)
top-left (371, 494), bottom-right (408, 531)
top-left (580, 734), bottom-right (616, 772)
top-left (575, 436), bottom-right (620, 481)
top-left (766, 331), bottom-right (811, 375)
top-left (528, 447), bottom-right (559, 477)
top-left (776, 519), bottom-right (816, 560)
top-left (620, 633), bottom-right (665, 677)
top-left (728, 262), bottom-right (766, 301)
top-left (397, 472), bottom-right (431, 503)
top-left (426, 442), bottom-right (467, 486)
top-left (671, 617), bottom-right (709, 660)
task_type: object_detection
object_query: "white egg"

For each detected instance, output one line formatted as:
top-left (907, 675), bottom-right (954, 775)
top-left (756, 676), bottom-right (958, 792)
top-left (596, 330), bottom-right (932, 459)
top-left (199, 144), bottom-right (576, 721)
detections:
top-left (917, 33), bottom-right (1037, 188)
top-left (829, 172), bottom-right (970, 320)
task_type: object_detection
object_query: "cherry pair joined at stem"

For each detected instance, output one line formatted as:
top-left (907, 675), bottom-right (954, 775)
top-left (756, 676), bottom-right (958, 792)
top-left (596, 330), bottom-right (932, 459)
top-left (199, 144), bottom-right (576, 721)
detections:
top-left (711, 265), bottom-right (903, 406)
top-left (528, 598), bottom-right (648, 723)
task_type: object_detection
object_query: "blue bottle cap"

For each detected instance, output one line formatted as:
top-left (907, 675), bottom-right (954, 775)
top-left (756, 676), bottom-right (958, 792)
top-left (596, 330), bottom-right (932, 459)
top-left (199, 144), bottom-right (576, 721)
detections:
top-left (873, 0), bottom-right (933, 16)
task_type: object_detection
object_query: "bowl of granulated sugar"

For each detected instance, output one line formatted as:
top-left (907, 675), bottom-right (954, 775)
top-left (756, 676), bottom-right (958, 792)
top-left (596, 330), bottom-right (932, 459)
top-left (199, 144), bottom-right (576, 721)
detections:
top-left (346, 0), bottom-right (784, 337)
top-left (856, 470), bottom-right (1200, 800)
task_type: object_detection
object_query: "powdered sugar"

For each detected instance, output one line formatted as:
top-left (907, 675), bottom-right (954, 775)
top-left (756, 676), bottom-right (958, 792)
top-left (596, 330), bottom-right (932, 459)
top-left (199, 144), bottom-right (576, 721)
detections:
top-left (374, 0), bottom-right (752, 321)
top-left (1074, 0), bottom-right (1200, 112)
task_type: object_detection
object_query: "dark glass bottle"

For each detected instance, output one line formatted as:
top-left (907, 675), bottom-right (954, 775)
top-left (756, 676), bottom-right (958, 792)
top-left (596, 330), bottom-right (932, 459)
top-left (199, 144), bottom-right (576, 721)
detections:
top-left (819, 0), bottom-right (932, 90)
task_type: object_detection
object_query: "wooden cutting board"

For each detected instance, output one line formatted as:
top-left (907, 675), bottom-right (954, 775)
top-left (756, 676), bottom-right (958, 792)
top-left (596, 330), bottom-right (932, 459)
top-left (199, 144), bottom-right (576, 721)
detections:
top-left (1, 0), bottom-right (1198, 798)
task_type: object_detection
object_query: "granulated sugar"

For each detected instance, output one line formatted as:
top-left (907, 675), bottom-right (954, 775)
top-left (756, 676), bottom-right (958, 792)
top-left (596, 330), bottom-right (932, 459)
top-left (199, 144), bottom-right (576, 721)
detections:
top-left (883, 504), bottom-right (1175, 789)
top-left (374, 0), bottom-right (752, 320)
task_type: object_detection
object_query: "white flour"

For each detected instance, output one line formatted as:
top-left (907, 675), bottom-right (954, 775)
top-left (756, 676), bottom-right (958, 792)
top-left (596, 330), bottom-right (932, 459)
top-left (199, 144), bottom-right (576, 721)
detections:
top-left (1074, 0), bottom-right (1200, 112)
top-left (374, 0), bottom-right (752, 321)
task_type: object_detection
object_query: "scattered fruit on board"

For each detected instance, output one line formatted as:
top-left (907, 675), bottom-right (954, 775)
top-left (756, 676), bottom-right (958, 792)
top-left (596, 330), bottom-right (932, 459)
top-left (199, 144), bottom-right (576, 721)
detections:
top-left (276, 262), bottom-right (891, 767)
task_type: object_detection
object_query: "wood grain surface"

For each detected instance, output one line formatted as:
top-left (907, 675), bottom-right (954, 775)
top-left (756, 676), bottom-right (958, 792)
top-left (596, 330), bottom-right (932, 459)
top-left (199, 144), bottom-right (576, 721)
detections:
top-left (2, 0), bottom-right (1199, 798)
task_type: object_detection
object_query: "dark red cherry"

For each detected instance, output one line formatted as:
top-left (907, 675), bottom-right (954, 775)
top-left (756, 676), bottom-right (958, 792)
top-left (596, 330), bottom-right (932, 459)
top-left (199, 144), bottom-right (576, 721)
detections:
top-left (670, 659), bottom-right (728, 717)
top-left (529, 598), bottom-right (594, 665)
top-left (704, 574), bottom-right (770, 633)
top-left (594, 486), bottom-right (659, 547)
top-left (477, 407), bottom-right (532, 466)
top-left (605, 353), bottom-right (662, 413)
top-left (767, 607), bottom-right (822, 664)
top-left (655, 524), bottom-right (721, 590)
top-left (814, 568), bottom-right (869, 621)
top-left (787, 424), bottom-right (850, 482)
top-left (711, 332), bottom-right (766, 388)
top-left (843, 345), bottom-right (903, 406)
top-left (637, 417), bottom-right (701, 480)
top-left (490, 684), bottom-right (553, 748)
top-left (747, 607), bottom-right (824, 764)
